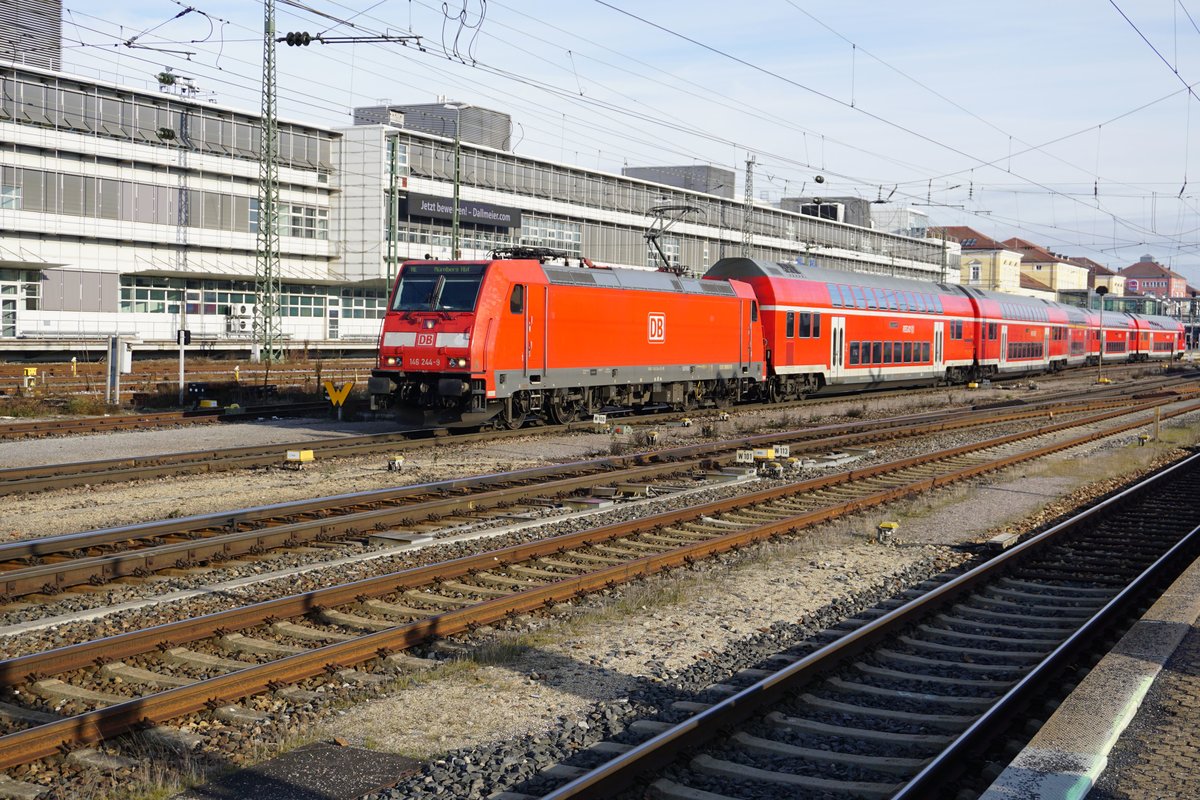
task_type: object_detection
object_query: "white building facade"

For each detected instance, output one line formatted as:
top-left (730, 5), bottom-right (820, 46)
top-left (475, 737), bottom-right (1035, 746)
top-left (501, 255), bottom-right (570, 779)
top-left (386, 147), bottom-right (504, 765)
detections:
top-left (0, 61), bottom-right (957, 356)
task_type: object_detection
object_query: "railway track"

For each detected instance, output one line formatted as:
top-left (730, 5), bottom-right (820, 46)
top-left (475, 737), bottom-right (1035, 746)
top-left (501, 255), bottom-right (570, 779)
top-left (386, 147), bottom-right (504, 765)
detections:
top-left (0, 370), bottom-right (1193, 497)
top-left (0, 392), bottom-right (1193, 782)
top-left (0, 402), bottom-right (331, 440)
top-left (530, 448), bottom-right (1200, 800)
top-left (0, 396), bottom-right (1163, 603)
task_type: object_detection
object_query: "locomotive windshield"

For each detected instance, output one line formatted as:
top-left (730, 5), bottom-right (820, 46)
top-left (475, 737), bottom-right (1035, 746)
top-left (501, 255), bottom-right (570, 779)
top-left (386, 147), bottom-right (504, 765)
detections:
top-left (392, 263), bottom-right (487, 312)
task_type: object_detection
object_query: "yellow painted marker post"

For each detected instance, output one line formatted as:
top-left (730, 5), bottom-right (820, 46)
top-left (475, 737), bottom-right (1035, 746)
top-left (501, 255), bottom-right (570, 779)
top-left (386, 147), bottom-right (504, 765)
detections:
top-left (323, 380), bottom-right (354, 421)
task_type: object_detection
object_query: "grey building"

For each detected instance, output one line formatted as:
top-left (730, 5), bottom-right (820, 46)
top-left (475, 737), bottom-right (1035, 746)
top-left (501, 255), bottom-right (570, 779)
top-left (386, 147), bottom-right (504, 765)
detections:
top-left (621, 165), bottom-right (735, 199)
top-left (352, 101), bottom-right (511, 150)
top-left (781, 196), bottom-right (873, 228)
top-left (0, 0), bottom-right (61, 71)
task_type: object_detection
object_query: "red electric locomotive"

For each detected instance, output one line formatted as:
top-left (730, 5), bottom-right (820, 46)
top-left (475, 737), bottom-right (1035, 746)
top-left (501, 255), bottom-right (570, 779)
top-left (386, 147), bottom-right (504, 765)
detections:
top-left (370, 248), bottom-right (765, 427)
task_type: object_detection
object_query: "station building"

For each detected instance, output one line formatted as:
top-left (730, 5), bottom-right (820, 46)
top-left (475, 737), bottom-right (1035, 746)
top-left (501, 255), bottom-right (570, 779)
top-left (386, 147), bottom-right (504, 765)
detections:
top-left (0, 61), bottom-right (958, 358)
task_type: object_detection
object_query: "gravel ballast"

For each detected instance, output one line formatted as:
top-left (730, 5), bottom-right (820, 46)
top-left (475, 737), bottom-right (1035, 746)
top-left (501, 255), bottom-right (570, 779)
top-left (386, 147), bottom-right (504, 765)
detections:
top-left (0, 368), bottom-right (1193, 800)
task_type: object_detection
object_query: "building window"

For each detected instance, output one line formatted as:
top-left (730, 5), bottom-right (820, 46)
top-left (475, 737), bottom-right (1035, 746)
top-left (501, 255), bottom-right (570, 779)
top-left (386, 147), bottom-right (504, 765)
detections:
top-left (521, 216), bottom-right (581, 255)
top-left (646, 236), bottom-right (680, 269)
top-left (0, 183), bottom-right (19, 210)
top-left (967, 260), bottom-right (982, 283)
top-left (339, 287), bottom-right (386, 319)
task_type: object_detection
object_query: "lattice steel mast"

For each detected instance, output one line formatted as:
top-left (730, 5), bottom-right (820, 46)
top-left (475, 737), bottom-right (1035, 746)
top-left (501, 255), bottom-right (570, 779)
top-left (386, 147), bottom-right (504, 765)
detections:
top-left (741, 154), bottom-right (756, 257)
top-left (255, 0), bottom-right (283, 362)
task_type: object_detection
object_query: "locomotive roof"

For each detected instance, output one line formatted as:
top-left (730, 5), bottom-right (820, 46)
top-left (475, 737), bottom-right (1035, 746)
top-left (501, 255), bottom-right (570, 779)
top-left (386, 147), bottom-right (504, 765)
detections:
top-left (705, 257), bottom-right (961, 295)
top-left (541, 264), bottom-right (737, 297)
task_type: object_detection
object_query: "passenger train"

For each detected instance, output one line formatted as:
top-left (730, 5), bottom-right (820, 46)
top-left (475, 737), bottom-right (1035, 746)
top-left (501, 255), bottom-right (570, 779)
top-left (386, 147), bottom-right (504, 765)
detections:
top-left (368, 248), bottom-right (1185, 427)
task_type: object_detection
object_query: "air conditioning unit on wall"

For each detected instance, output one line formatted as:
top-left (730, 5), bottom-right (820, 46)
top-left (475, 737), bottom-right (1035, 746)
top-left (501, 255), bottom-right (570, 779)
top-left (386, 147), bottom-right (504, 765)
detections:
top-left (227, 317), bottom-right (254, 334)
top-left (232, 303), bottom-right (259, 319)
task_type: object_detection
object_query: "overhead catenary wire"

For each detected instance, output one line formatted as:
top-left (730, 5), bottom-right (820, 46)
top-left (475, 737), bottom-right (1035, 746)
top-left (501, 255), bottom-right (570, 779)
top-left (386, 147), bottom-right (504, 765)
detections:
top-left (30, 1), bottom-right (1200, 273)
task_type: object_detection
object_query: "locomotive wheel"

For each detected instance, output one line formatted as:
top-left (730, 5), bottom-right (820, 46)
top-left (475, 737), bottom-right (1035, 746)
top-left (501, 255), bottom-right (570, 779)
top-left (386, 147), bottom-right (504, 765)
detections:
top-left (547, 390), bottom-right (582, 424)
top-left (501, 392), bottom-right (530, 429)
top-left (711, 384), bottom-right (732, 409)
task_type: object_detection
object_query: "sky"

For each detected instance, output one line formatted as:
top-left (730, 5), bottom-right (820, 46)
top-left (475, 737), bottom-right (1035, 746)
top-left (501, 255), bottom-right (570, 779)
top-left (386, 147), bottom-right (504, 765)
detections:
top-left (61, 1), bottom-right (1200, 281)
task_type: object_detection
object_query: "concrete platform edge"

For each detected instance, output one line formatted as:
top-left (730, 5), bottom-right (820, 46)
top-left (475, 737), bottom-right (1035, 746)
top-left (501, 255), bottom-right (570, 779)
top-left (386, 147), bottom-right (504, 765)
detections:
top-left (979, 555), bottom-right (1200, 799)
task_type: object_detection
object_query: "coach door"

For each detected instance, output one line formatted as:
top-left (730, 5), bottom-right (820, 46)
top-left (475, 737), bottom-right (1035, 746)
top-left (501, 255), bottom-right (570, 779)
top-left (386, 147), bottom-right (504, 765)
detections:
top-left (933, 321), bottom-right (944, 374)
top-left (828, 316), bottom-right (846, 380)
top-left (1043, 327), bottom-right (1051, 365)
top-left (1000, 326), bottom-right (1008, 367)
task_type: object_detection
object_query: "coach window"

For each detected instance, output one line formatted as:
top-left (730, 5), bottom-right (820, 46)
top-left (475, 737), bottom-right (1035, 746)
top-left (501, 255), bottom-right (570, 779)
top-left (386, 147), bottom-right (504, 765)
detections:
top-left (921, 342), bottom-right (930, 362)
top-left (812, 313), bottom-right (821, 338)
top-left (839, 285), bottom-right (855, 307)
top-left (849, 342), bottom-right (860, 365)
top-left (988, 322), bottom-right (997, 339)
top-left (853, 286), bottom-right (868, 309)
top-left (904, 342), bottom-right (913, 362)
top-left (509, 284), bottom-right (524, 313)
top-left (915, 294), bottom-right (927, 312)
top-left (894, 341), bottom-right (903, 361)
top-left (828, 284), bottom-right (842, 307)
top-left (883, 342), bottom-right (892, 364)
top-left (887, 291), bottom-right (899, 311)
top-left (786, 311), bottom-right (795, 338)
top-left (872, 341), bottom-right (883, 363)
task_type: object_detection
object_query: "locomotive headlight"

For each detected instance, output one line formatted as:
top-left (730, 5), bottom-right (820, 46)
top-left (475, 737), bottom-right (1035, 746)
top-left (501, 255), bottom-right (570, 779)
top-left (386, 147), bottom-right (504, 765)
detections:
top-left (385, 357), bottom-right (397, 366)
top-left (456, 358), bottom-right (468, 368)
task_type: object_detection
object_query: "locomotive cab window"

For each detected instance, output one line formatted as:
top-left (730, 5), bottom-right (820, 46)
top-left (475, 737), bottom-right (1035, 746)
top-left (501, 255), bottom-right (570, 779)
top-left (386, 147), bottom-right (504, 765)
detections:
top-left (393, 263), bottom-right (487, 312)
top-left (509, 284), bottom-right (525, 314)
top-left (751, 301), bottom-right (758, 322)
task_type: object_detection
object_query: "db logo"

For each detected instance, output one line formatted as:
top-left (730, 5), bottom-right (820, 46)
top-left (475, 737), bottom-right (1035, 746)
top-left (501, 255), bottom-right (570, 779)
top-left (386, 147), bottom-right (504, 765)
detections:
top-left (416, 332), bottom-right (435, 346)
top-left (647, 313), bottom-right (666, 343)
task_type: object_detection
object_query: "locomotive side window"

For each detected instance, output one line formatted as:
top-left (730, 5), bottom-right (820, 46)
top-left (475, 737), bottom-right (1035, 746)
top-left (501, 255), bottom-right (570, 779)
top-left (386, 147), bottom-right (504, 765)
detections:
top-left (509, 284), bottom-right (524, 314)
top-left (786, 311), bottom-right (795, 338)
